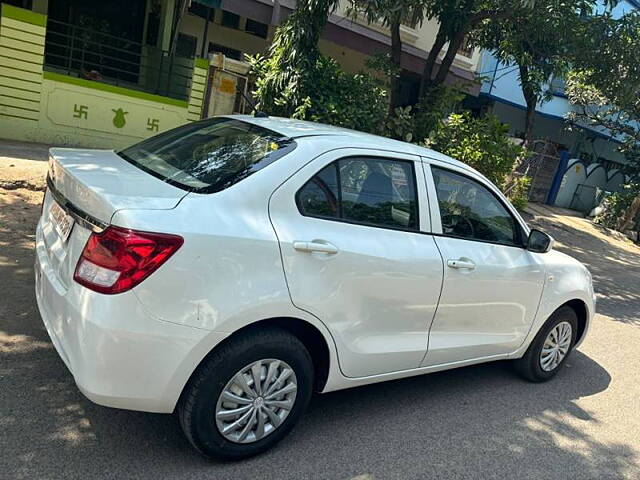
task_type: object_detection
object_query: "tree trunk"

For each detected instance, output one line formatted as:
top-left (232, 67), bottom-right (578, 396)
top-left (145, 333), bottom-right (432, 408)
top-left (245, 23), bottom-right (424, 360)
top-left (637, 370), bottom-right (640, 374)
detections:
top-left (618, 194), bottom-right (640, 232)
top-left (419, 29), bottom-right (447, 98)
top-left (519, 64), bottom-right (538, 150)
top-left (389, 19), bottom-right (402, 116)
top-left (433, 31), bottom-right (467, 86)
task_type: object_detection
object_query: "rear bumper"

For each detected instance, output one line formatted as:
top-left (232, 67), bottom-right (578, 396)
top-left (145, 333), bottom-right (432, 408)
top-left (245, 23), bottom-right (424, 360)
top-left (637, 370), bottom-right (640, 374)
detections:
top-left (34, 221), bottom-right (220, 413)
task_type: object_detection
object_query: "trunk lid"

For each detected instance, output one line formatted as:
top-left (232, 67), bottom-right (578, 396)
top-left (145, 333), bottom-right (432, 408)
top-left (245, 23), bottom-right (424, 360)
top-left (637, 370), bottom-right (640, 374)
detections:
top-left (48, 148), bottom-right (187, 223)
top-left (40, 148), bottom-right (187, 288)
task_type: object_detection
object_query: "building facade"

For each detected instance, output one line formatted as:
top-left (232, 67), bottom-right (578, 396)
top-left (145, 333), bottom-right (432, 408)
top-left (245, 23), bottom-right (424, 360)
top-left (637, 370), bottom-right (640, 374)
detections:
top-left (476, 0), bottom-right (639, 212)
top-left (0, 0), bottom-right (482, 148)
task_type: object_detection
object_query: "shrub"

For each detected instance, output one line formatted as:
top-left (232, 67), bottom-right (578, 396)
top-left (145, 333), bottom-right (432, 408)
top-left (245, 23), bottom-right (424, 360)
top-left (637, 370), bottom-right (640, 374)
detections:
top-left (413, 84), bottom-right (466, 143)
top-left (250, 53), bottom-right (388, 134)
top-left (292, 56), bottom-right (388, 133)
top-left (506, 175), bottom-right (532, 211)
top-left (594, 185), bottom-right (640, 230)
top-left (427, 112), bottom-right (528, 188)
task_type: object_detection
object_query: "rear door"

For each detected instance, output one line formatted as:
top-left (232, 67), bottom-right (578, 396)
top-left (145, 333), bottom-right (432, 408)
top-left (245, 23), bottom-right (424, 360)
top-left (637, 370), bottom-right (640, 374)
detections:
top-left (269, 148), bottom-right (444, 378)
top-left (421, 160), bottom-right (546, 366)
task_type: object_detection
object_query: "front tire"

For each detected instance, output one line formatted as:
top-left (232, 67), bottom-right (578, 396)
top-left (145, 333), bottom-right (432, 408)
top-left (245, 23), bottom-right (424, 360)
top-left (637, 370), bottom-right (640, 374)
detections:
top-left (514, 306), bottom-right (578, 382)
top-left (178, 327), bottom-right (314, 460)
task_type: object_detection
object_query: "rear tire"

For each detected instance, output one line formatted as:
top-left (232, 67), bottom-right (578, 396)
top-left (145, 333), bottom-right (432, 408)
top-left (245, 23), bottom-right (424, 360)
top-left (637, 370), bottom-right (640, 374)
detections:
top-left (178, 327), bottom-right (314, 460)
top-left (514, 306), bottom-right (578, 382)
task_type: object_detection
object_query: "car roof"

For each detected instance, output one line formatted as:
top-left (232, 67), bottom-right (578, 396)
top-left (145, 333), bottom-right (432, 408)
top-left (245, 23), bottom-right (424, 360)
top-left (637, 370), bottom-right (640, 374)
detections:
top-left (223, 115), bottom-right (475, 174)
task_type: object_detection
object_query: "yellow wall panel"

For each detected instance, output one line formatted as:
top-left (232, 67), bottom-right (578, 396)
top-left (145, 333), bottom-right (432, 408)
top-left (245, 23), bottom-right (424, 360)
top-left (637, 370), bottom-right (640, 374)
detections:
top-left (0, 55), bottom-right (43, 74)
top-left (0, 45), bottom-right (42, 64)
top-left (0, 36), bottom-right (45, 55)
top-left (0, 17), bottom-right (46, 37)
top-left (0, 94), bottom-right (39, 111)
top-left (0, 74), bottom-right (41, 93)
top-left (0, 103), bottom-right (38, 120)
top-left (0, 65), bottom-right (42, 83)
top-left (0, 25), bottom-right (46, 46)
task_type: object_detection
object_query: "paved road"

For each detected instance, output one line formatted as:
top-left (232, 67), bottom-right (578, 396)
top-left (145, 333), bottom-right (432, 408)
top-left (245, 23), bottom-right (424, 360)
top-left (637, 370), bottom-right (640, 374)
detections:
top-left (1, 150), bottom-right (639, 479)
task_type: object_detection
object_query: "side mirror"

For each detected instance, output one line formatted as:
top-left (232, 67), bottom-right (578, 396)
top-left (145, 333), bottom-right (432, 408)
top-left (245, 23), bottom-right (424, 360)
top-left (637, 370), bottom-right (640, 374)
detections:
top-left (526, 229), bottom-right (554, 253)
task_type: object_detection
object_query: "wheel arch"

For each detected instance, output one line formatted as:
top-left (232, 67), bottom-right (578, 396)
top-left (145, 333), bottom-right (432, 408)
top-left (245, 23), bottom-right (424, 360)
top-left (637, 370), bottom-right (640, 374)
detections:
top-left (176, 317), bottom-right (332, 410)
top-left (563, 299), bottom-right (588, 344)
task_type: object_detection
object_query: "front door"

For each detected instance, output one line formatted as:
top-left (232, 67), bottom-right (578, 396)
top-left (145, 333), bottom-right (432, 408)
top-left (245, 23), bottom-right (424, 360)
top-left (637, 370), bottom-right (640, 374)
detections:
top-left (422, 163), bottom-right (546, 366)
top-left (269, 149), bottom-right (443, 378)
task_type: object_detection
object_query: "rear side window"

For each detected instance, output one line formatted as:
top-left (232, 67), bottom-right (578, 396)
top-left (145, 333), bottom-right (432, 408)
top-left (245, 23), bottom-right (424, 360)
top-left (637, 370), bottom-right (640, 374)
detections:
top-left (118, 118), bottom-right (296, 193)
top-left (297, 157), bottom-right (419, 231)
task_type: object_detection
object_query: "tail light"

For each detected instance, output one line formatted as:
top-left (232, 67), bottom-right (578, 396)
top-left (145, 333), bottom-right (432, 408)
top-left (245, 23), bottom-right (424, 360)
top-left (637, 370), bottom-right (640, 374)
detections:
top-left (74, 226), bottom-right (183, 294)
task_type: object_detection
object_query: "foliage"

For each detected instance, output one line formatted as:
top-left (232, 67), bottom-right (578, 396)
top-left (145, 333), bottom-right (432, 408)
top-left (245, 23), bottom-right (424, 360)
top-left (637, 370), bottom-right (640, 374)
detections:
top-left (594, 185), bottom-right (640, 230)
top-left (417, 0), bottom-right (535, 95)
top-left (384, 106), bottom-right (414, 142)
top-left (476, 0), bottom-right (605, 146)
top-left (347, 0), bottom-right (426, 28)
top-left (249, 0), bottom-right (387, 133)
top-left (348, 0), bottom-right (427, 112)
top-left (413, 84), bottom-right (467, 143)
top-left (427, 112), bottom-right (528, 188)
top-left (287, 56), bottom-right (388, 133)
top-left (506, 176), bottom-right (531, 210)
top-left (248, 0), bottom-right (338, 117)
top-left (566, 11), bottom-right (640, 180)
top-left (566, 11), bottom-right (640, 231)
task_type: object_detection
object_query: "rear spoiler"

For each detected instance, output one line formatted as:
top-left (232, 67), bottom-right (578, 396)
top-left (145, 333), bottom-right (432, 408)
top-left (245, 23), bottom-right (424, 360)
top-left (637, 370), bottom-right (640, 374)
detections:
top-left (46, 174), bottom-right (107, 233)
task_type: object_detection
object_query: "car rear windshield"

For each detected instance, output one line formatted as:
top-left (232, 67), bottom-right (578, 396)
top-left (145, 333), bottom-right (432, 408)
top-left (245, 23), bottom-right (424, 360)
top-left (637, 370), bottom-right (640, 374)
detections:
top-left (118, 118), bottom-right (296, 193)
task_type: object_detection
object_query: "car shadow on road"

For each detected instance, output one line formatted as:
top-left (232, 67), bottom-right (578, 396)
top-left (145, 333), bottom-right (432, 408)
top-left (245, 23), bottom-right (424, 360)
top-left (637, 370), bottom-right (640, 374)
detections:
top-left (2, 315), bottom-right (632, 480)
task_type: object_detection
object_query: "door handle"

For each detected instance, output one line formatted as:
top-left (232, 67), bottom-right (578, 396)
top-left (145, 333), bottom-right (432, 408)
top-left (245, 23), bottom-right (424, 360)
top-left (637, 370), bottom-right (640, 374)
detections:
top-left (293, 240), bottom-right (339, 254)
top-left (447, 258), bottom-right (476, 270)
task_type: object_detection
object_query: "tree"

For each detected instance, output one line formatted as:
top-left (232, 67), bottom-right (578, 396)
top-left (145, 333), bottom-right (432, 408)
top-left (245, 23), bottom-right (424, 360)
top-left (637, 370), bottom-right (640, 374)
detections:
top-left (249, 0), bottom-right (388, 132)
top-left (249, 0), bottom-right (339, 117)
top-left (428, 112), bottom-right (527, 186)
top-left (477, 0), bottom-right (603, 149)
top-left (418, 0), bottom-right (532, 98)
top-left (567, 11), bottom-right (640, 231)
top-left (348, 1), bottom-right (426, 114)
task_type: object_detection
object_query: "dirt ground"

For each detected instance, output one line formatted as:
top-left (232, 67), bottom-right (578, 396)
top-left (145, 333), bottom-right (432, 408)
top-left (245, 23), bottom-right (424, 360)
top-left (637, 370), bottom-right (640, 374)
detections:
top-left (1, 140), bottom-right (640, 479)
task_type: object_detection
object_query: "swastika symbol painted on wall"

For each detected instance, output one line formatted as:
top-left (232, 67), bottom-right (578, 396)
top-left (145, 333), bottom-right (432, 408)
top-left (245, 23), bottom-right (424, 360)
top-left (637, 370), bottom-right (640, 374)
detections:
top-left (73, 104), bottom-right (88, 119)
top-left (147, 118), bottom-right (159, 132)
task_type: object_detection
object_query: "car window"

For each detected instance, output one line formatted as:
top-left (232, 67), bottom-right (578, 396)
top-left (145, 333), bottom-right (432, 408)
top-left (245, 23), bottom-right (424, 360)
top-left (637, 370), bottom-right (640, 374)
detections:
top-left (431, 166), bottom-right (520, 246)
top-left (297, 163), bottom-right (339, 218)
top-left (297, 157), bottom-right (419, 231)
top-left (118, 118), bottom-right (296, 193)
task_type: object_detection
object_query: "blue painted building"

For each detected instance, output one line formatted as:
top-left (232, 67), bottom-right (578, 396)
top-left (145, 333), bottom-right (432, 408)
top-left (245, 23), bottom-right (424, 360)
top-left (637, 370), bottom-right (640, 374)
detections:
top-left (476, 1), bottom-right (638, 210)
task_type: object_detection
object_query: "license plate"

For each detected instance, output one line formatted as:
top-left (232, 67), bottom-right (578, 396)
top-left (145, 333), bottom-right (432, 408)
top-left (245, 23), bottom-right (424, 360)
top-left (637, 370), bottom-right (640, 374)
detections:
top-left (50, 200), bottom-right (75, 242)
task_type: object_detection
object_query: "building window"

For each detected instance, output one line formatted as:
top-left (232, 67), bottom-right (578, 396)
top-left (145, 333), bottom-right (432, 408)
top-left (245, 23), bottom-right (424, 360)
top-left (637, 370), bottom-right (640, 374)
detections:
top-left (188, 2), bottom-right (209, 19)
top-left (221, 10), bottom-right (240, 29)
top-left (245, 18), bottom-right (268, 38)
top-left (176, 33), bottom-right (197, 58)
top-left (457, 35), bottom-right (474, 58)
top-left (209, 43), bottom-right (242, 61)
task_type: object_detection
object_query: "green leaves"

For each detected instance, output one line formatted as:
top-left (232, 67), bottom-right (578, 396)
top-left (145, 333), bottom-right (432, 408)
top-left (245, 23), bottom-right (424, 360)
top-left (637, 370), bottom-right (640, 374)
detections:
top-left (566, 11), bottom-right (640, 183)
top-left (428, 112), bottom-right (528, 188)
top-left (249, 0), bottom-right (388, 132)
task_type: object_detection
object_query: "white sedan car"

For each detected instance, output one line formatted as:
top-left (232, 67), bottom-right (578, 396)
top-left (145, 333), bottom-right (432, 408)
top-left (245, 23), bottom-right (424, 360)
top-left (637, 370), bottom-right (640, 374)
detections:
top-left (35, 116), bottom-right (595, 460)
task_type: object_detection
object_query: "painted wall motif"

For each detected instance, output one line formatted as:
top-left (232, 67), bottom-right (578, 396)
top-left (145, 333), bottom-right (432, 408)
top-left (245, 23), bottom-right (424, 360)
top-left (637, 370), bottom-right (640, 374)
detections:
top-left (0, 5), bottom-right (208, 150)
top-left (554, 159), bottom-right (628, 212)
